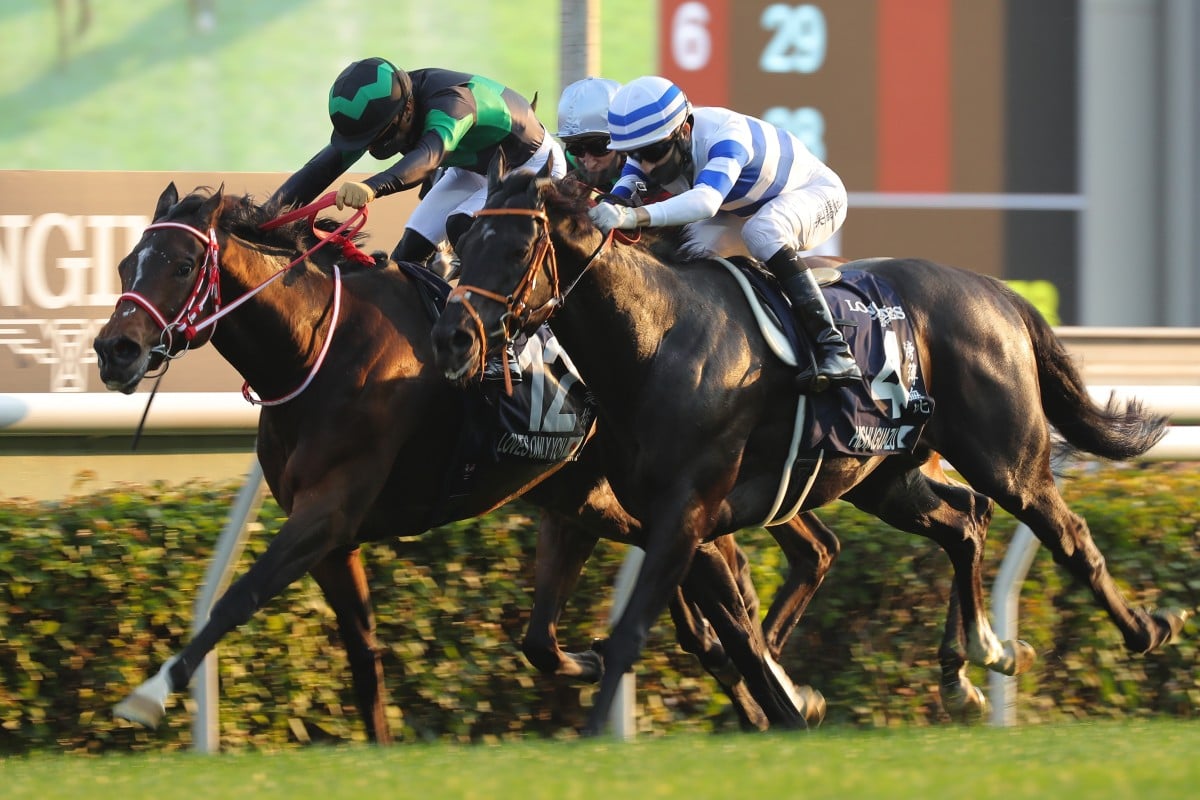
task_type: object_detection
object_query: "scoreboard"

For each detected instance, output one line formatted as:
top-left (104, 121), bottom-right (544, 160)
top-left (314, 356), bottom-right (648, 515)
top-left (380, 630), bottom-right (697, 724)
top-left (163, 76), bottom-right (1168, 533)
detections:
top-left (658, 0), bottom-right (1080, 323)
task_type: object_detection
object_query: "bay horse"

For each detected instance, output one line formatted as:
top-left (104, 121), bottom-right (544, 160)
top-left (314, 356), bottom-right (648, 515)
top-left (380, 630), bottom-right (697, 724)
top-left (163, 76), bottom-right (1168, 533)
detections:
top-left (92, 183), bottom-right (834, 741)
top-left (429, 158), bottom-right (1189, 736)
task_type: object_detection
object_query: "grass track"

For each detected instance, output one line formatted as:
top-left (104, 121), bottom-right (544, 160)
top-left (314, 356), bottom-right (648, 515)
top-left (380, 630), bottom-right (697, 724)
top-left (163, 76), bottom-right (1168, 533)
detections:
top-left (5, 720), bottom-right (1199, 799)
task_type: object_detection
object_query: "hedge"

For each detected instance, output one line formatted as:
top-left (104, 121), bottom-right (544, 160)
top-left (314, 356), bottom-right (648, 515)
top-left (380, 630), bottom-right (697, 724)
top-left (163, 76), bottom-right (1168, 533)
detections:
top-left (1, 461), bottom-right (1197, 753)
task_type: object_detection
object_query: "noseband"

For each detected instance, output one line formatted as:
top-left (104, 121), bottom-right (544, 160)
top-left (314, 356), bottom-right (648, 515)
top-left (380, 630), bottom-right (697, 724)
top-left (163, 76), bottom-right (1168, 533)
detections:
top-left (117, 221), bottom-right (222, 359)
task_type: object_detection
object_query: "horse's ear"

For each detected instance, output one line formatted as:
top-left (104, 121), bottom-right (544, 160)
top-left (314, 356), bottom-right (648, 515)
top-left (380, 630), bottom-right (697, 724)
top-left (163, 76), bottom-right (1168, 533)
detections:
top-left (536, 150), bottom-right (555, 179)
top-left (488, 149), bottom-right (508, 194)
top-left (198, 183), bottom-right (225, 226)
top-left (153, 182), bottom-right (179, 221)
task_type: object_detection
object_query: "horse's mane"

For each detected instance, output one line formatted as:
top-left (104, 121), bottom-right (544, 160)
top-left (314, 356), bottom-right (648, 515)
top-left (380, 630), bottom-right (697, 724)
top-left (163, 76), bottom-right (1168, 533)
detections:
top-left (172, 187), bottom-right (381, 272)
top-left (497, 172), bottom-right (713, 266)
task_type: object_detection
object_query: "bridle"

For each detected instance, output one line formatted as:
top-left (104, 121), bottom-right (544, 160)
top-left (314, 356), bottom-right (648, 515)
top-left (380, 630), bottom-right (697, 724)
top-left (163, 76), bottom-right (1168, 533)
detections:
top-left (117, 221), bottom-right (222, 362)
top-left (116, 192), bottom-right (371, 406)
top-left (447, 204), bottom-right (613, 390)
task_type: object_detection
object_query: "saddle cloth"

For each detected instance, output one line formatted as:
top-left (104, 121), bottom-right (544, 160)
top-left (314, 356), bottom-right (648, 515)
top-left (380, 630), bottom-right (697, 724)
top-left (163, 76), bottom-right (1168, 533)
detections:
top-left (727, 260), bottom-right (935, 456)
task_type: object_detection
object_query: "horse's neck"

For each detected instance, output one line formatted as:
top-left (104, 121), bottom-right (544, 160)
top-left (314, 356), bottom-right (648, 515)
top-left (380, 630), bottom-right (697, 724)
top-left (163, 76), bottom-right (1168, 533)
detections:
top-left (211, 236), bottom-right (328, 389)
top-left (555, 245), bottom-right (676, 395)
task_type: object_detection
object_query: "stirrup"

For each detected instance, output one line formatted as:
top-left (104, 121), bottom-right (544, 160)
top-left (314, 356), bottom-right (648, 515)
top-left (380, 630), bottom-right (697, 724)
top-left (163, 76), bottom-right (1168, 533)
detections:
top-left (483, 345), bottom-right (522, 383)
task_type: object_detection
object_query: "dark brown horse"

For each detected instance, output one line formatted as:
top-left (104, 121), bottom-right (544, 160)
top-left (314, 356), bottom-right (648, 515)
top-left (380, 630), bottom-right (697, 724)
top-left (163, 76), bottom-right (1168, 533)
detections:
top-left (430, 160), bottom-right (1189, 736)
top-left (92, 183), bottom-right (833, 741)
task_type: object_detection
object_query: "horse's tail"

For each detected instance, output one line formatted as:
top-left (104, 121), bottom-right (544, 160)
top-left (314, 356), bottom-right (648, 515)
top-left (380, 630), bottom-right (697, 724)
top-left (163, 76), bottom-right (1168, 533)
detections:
top-left (1009, 289), bottom-right (1169, 459)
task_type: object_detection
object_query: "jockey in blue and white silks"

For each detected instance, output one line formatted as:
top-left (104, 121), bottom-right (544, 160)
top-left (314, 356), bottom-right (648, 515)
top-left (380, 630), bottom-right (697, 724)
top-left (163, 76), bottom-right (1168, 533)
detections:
top-left (588, 75), bottom-right (860, 391)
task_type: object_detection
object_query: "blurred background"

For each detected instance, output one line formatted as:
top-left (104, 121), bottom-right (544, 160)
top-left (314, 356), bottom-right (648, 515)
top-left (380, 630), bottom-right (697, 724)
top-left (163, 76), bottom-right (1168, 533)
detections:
top-left (4, 1), bottom-right (1200, 498)
top-left (0, 0), bottom-right (654, 172)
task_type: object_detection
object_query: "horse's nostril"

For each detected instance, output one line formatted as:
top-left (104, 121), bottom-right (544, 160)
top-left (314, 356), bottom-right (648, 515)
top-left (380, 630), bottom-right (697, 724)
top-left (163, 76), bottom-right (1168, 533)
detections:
top-left (451, 328), bottom-right (475, 353)
top-left (95, 336), bottom-right (143, 367)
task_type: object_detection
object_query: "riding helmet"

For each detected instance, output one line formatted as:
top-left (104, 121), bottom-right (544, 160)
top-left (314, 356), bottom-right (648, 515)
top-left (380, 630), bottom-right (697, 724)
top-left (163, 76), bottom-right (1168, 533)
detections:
top-left (328, 57), bottom-right (412, 150)
top-left (606, 76), bottom-right (691, 152)
top-left (555, 77), bottom-right (622, 139)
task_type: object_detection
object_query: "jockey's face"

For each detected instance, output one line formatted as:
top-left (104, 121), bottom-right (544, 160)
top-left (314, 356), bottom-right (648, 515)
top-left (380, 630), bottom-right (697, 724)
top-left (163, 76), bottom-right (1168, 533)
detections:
top-left (566, 136), bottom-right (624, 189)
top-left (638, 122), bottom-right (691, 187)
top-left (368, 96), bottom-right (416, 160)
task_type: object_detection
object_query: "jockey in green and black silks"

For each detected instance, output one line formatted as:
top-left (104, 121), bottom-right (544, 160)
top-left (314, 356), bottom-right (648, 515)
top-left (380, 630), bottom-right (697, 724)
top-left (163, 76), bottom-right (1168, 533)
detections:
top-left (272, 57), bottom-right (565, 266)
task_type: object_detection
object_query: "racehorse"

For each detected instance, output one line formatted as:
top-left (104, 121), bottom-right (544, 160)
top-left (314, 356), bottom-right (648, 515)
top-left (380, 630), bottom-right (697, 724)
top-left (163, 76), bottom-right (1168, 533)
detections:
top-left (92, 183), bottom-right (834, 741)
top-left (429, 157), bottom-right (1189, 736)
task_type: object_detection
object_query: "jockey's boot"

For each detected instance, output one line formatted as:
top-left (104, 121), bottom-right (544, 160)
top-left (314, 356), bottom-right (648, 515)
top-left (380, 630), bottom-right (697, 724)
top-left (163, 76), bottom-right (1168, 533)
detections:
top-left (769, 249), bottom-right (861, 392)
top-left (483, 341), bottom-right (522, 383)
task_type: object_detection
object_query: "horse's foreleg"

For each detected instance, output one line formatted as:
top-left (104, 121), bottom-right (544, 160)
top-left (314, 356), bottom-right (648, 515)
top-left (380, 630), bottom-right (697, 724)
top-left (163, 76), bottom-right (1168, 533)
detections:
top-left (521, 513), bottom-right (602, 680)
top-left (583, 513), bottom-right (701, 736)
top-left (761, 512), bottom-right (840, 660)
top-left (115, 505), bottom-right (355, 729)
top-left (308, 547), bottom-right (390, 744)
top-left (668, 567), bottom-right (770, 732)
top-left (680, 540), bottom-right (817, 730)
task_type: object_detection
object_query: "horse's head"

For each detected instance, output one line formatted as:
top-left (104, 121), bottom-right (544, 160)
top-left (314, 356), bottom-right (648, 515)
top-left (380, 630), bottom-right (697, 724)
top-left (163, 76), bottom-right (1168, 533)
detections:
top-left (432, 152), bottom-right (595, 385)
top-left (93, 182), bottom-right (225, 393)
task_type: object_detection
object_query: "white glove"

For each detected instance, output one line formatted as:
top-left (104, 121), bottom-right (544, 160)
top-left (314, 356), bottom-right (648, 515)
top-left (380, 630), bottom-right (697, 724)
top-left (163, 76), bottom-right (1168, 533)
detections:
top-left (335, 181), bottom-right (375, 210)
top-left (587, 202), bottom-right (639, 233)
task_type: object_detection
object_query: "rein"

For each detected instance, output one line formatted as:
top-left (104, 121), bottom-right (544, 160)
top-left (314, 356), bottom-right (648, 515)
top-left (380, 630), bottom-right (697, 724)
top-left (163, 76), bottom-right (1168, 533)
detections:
top-left (448, 206), bottom-right (613, 388)
top-left (119, 193), bottom-right (371, 408)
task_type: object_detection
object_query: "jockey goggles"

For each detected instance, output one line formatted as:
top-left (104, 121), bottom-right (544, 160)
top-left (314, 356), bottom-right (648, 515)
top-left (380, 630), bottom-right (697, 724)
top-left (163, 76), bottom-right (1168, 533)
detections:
top-left (565, 137), bottom-right (612, 158)
top-left (625, 133), bottom-right (677, 165)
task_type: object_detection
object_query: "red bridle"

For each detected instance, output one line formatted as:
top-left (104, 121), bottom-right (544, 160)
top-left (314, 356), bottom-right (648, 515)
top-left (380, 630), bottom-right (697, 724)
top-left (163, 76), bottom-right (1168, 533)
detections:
top-left (115, 193), bottom-right (371, 405)
top-left (116, 221), bottom-right (222, 358)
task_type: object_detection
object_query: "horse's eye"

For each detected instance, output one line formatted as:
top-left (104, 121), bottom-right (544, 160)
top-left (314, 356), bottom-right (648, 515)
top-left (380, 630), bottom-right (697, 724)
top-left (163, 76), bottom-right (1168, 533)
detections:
top-left (176, 260), bottom-right (195, 278)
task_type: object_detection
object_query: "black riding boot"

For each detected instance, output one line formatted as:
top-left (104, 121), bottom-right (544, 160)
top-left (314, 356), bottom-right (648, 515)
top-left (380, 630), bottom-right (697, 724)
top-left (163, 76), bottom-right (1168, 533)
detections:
top-left (391, 230), bottom-right (438, 266)
top-left (483, 341), bottom-right (522, 383)
top-left (768, 249), bottom-right (862, 391)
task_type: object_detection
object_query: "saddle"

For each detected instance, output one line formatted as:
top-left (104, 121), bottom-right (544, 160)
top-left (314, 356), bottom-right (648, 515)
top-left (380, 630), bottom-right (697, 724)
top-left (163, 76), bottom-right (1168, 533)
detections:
top-left (717, 257), bottom-right (934, 457)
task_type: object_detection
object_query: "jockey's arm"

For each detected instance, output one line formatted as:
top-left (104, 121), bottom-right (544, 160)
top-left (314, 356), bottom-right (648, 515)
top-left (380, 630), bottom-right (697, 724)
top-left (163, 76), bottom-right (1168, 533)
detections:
top-left (365, 131), bottom-right (449, 197)
top-left (639, 183), bottom-right (725, 227)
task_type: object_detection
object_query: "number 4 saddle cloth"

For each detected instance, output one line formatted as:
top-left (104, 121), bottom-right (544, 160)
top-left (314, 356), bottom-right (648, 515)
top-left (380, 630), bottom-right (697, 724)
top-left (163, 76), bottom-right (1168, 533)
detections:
top-left (804, 268), bottom-right (935, 456)
top-left (729, 260), bottom-right (935, 457)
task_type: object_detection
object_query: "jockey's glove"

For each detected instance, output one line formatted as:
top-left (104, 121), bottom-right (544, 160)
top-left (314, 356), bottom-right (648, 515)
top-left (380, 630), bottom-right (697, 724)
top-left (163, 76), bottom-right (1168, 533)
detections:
top-left (588, 202), bottom-right (639, 233)
top-left (336, 181), bottom-right (375, 210)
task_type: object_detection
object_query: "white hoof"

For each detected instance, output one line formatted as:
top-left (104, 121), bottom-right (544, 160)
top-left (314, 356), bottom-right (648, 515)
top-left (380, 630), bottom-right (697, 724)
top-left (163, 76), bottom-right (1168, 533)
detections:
top-left (114, 658), bottom-right (175, 729)
top-left (114, 691), bottom-right (166, 729)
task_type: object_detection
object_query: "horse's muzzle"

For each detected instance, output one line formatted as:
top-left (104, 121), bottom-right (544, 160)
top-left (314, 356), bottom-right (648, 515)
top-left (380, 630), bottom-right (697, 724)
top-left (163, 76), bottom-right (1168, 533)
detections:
top-left (93, 334), bottom-right (151, 393)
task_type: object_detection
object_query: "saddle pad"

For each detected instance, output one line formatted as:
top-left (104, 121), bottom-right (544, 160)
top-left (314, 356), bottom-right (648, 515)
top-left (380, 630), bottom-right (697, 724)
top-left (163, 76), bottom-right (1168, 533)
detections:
top-left (804, 269), bottom-right (934, 455)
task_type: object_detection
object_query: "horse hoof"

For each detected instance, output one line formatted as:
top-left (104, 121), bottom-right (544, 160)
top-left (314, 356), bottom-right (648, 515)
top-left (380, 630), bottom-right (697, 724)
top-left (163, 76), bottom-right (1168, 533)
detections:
top-left (114, 692), bottom-right (165, 729)
top-left (1155, 608), bottom-right (1191, 646)
top-left (942, 684), bottom-right (988, 724)
top-left (794, 685), bottom-right (826, 728)
top-left (1006, 639), bottom-right (1037, 676)
top-left (566, 649), bottom-right (604, 683)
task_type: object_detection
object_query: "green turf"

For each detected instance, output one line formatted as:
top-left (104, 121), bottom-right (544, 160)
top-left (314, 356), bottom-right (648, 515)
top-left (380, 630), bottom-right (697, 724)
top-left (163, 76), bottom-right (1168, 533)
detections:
top-left (4, 721), bottom-right (1200, 799)
top-left (0, 1), bottom-right (655, 172)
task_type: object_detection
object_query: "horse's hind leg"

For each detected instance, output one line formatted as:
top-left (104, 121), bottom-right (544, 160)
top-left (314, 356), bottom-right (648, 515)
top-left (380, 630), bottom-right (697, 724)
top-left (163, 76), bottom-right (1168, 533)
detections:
top-left (761, 512), bottom-right (841, 660)
top-left (957, 453), bottom-right (1187, 654)
top-left (846, 463), bottom-right (1035, 707)
top-left (308, 546), bottom-right (390, 744)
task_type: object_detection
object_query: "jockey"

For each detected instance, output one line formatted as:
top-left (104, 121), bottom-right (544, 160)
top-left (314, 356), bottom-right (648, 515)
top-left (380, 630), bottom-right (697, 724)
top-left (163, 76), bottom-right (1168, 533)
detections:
top-left (588, 76), bottom-right (861, 391)
top-left (555, 77), bottom-right (625, 192)
top-left (272, 57), bottom-right (564, 382)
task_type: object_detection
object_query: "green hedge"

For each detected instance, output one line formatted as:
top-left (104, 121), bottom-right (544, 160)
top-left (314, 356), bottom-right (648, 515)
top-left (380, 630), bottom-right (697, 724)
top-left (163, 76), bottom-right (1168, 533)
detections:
top-left (1, 462), bottom-right (1197, 753)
